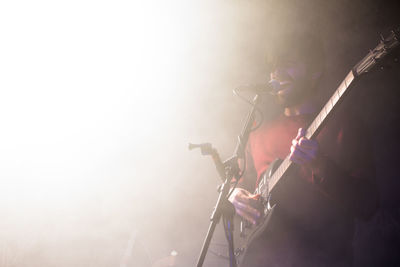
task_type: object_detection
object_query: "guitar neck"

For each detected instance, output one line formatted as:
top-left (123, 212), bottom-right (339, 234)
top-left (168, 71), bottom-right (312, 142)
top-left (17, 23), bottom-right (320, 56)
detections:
top-left (257, 70), bottom-right (356, 196)
top-left (306, 70), bottom-right (355, 139)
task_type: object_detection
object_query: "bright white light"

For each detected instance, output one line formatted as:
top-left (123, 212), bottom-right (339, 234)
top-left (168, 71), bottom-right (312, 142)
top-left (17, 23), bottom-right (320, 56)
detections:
top-left (0, 0), bottom-right (187, 213)
top-left (0, 0), bottom-right (281, 265)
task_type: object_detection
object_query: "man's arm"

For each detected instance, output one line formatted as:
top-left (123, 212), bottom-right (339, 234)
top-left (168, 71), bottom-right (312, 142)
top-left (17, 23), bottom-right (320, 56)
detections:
top-left (290, 125), bottom-right (379, 220)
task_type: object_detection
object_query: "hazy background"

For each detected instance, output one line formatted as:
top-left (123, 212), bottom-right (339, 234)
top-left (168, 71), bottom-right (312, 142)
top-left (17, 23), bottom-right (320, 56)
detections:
top-left (0, 0), bottom-right (399, 266)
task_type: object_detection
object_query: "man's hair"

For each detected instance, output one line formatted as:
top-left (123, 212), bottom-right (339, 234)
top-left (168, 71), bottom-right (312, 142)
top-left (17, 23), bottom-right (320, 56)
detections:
top-left (266, 31), bottom-right (326, 75)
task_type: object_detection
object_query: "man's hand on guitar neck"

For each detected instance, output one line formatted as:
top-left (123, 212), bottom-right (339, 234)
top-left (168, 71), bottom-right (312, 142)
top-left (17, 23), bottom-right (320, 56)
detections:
top-left (289, 128), bottom-right (323, 172)
top-left (228, 188), bottom-right (264, 225)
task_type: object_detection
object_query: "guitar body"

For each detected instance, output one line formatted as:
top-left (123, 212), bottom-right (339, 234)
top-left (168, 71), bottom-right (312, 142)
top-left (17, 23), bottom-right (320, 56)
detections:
top-left (235, 159), bottom-right (281, 267)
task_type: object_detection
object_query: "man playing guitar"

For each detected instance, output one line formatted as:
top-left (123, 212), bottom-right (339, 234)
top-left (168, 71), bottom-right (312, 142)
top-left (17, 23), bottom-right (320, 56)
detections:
top-left (228, 32), bottom-right (379, 266)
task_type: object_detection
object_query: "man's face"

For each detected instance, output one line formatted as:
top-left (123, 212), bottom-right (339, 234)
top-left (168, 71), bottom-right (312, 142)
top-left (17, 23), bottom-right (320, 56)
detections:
top-left (269, 61), bottom-right (310, 107)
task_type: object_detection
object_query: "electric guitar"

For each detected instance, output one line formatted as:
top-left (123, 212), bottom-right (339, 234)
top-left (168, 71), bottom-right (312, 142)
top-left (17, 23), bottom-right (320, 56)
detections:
top-left (234, 28), bottom-right (400, 266)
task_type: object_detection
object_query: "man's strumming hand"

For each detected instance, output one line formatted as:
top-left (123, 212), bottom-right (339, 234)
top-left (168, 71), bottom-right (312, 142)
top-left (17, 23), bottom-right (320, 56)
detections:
top-left (228, 188), bottom-right (264, 225)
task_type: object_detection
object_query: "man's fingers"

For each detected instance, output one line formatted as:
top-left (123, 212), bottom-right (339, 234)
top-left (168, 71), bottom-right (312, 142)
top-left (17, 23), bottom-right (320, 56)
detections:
top-left (295, 128), bottom-right (306, 140)
top-left (289, 152), bottom-right (306, 165)
top-left (228, 188), bottom-right (249, 203)
top-left (235, 199), bottom-right (262, 216)
top-left (292, 137), bottom-right (317, 149)
top-left (298, 137), bottom-right (317, 148)
top-left (289, 148), bottom-right (313, 164)
top-left (294, 143), bottom-right (317, 159)
top-left (241, 194), bottom-right (261, 204)
top-left (236, 209), bottom-right (257, 225)
top-left (229, 188), bottom-right (264, 225)
top-left (235, 191), bottom-right (261, 205)
top-left (235, 204), bottom-right (262, 225)
top-left (295, 149), bottom-right (313, 161)
top-left (234, 200), bottom-right (263, 225)
top-left (291, 137), bottom-right (318, 160)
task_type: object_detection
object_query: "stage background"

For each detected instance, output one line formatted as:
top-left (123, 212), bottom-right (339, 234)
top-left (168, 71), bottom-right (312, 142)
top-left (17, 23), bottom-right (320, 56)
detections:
top-left (0, 0), bottom-right (399, 266)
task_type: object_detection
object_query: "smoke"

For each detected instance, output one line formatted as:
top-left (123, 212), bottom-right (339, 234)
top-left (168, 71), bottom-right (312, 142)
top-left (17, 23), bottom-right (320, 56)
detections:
top-left (0, 0), bottom-right (397, 266)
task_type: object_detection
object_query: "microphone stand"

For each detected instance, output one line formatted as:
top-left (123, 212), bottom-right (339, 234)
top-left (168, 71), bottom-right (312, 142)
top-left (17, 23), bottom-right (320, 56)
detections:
top-left (190, 93), bottom-right (262, 267)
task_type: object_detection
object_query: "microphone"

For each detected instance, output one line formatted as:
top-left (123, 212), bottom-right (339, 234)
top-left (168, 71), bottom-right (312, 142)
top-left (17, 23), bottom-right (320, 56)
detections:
top-left (235, 80), bottom-right (281, 94)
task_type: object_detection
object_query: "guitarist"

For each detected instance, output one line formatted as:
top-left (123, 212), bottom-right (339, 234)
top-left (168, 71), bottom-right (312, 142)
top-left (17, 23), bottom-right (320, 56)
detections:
top-left (229, 32), bottom-right (378, 266)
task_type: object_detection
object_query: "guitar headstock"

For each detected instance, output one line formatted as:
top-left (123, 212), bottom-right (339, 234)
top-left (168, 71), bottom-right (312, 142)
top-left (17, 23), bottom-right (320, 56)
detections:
top-left (353, 27), bottom-right (400, 77)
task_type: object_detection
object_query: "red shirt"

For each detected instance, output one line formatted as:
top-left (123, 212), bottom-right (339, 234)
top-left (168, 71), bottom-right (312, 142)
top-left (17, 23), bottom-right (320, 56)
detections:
top-left (249, 113), bottom-right (312, 186)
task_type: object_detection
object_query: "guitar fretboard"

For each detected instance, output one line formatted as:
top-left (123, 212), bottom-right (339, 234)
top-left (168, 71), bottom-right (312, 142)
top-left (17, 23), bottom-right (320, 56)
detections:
top-left (255, 70), bottom-right (356, 197)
